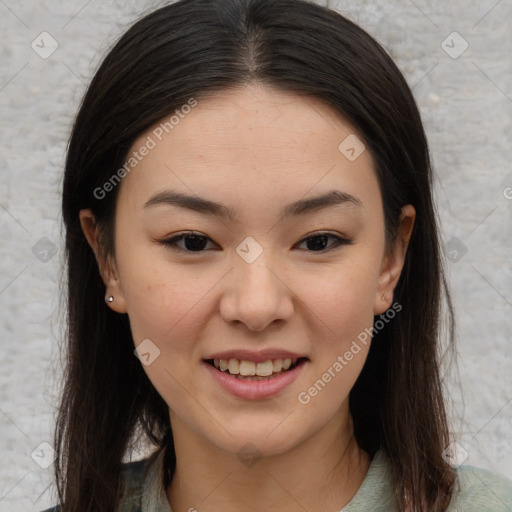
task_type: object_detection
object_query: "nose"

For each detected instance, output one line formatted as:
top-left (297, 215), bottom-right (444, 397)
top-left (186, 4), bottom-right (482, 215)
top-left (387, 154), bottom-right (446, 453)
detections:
top-left (219, 251), bottom-right (295, 332)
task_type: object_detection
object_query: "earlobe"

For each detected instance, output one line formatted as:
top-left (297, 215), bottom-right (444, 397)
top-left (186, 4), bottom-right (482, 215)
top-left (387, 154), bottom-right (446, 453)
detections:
top-left (79, 209), bottom-right (128, 314)
top-left (374, 288), bottom-right (393, 316)
top-left (103, 293), bottom-right (127, 314)
top-left (373, 205), bottom-right (416, 315)
top-left (103, 289), bottom-right (128, 314)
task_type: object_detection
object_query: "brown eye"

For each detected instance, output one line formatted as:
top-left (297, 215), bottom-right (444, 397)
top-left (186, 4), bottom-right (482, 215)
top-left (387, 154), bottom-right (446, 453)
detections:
top-left (296, 232), bottom-right (353, 252)
top-left (159, 231), bottom-right (353, 254)
top-left (160, 231), bottom-right (217, 252)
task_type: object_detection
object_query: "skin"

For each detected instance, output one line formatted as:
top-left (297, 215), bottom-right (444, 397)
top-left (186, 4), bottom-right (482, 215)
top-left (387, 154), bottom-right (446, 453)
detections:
top-left (80, 83), bottom-right (415, 512)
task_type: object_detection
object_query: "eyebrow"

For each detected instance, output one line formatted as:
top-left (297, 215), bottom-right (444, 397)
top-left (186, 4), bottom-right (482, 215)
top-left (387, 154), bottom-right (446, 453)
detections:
top-left (143, 189), bottom-right (362, 221)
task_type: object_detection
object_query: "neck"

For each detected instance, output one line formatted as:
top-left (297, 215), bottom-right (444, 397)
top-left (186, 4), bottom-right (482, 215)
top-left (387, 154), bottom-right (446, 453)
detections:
top-left (166, 408), bottom-right (371, 512)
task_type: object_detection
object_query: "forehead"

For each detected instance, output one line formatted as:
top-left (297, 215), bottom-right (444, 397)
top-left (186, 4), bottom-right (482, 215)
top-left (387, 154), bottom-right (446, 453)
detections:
top-left (117, 84), bottom-right (382, 222)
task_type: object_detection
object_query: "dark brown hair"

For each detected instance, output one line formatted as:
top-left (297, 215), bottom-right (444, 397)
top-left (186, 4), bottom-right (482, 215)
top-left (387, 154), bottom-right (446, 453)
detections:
top-left (53, 0), bottom-right (457, 510)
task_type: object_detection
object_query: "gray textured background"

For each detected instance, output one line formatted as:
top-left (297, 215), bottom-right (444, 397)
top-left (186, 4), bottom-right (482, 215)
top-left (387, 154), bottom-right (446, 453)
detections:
top-left (0, 1), bottom-right (511, 510)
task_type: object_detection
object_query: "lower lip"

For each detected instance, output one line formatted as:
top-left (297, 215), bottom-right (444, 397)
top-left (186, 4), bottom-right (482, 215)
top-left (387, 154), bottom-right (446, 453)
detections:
top-left (203, 360), bottom-right (307, 400)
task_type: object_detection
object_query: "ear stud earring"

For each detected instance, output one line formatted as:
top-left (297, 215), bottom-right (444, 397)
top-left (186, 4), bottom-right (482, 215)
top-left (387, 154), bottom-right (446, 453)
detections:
top-left (106, 296), bottom-right (114, 303)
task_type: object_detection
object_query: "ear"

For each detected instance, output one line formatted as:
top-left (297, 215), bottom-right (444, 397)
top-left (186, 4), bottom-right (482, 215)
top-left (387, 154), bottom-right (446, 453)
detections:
top-left (79, 209), bottom-right (127, 314)
top-left (373, 204), bottom-right (416, 315)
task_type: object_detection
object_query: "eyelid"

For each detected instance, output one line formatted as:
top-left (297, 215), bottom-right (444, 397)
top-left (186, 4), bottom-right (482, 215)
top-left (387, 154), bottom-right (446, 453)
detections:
top-left (159, 231), bottom-right (218, 253)
top-left (295, 231), bottom-right (354, 252)
top-left (299, 230), bottom-right (352, 242)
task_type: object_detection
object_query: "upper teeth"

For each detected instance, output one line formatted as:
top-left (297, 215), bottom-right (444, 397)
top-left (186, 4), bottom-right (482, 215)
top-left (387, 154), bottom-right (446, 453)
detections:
top-left (213, 358), bottom-right (296, 376)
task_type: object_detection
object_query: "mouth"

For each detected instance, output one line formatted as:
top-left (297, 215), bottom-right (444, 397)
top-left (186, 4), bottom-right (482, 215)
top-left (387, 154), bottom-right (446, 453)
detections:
top-left (204, 357), bottom-right (309, 380)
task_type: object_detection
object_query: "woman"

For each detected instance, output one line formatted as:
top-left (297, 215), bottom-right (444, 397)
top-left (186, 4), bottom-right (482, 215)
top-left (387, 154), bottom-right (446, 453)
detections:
top-left (43, 0), bottom-right (512, 511)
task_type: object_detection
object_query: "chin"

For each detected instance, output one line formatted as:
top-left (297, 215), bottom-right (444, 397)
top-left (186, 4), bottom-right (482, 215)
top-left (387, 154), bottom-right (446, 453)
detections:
top-left (205, 420), bottom-right (310, 460)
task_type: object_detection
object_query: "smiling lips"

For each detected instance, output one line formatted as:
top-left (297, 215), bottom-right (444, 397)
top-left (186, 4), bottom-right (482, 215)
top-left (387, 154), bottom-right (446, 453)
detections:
top-left (204, 349), bottom-right (308, 380)
top-left (211, 357), bottom-right (299, 379)
top-left (203, 349), bottom-right (309, 397)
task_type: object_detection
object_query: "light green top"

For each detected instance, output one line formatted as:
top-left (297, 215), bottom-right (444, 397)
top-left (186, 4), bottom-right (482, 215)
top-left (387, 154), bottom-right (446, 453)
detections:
top-left (41, 446), bottom-right (512, 512)
top-left (132, 448), bottom-right (512, 512)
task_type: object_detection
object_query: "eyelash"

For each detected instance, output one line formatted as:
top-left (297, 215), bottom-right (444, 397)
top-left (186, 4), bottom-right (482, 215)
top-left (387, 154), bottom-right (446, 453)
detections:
top-left (158, 231), bottom-right (353, 254)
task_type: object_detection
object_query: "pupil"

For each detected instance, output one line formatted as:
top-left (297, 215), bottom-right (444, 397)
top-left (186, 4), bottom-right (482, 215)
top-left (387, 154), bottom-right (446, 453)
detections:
top-left (307, 235), bottom-right (328, 251)
top-left (184, 235), bottom-right (207, 251)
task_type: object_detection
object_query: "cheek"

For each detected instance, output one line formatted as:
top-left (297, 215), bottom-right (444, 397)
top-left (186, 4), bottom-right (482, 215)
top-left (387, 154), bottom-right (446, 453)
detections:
top-left (293, 257), bottom-right (378, 414)
top-left (120, 263), bottom-right (218, 414)
top-left (298, 259), bottom-right (379, 343)
top-left (122, 264), bottom-right (213, 343)
top-left (295, 268), bottom-right (375, 418)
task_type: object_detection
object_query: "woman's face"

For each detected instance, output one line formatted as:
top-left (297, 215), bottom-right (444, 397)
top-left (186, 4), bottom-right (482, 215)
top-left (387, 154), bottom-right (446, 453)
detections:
top-left (82, 84), bottom-right (414, 457)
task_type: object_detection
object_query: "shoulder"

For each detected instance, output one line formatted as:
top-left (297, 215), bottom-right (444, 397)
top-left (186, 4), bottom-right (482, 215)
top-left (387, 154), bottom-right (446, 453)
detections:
top-left (118, 456), bottom-right (149, 510)
top-left (449, 464), bottom-right (512, 511)
top-left (39, 457), bottom-right (152, 512)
